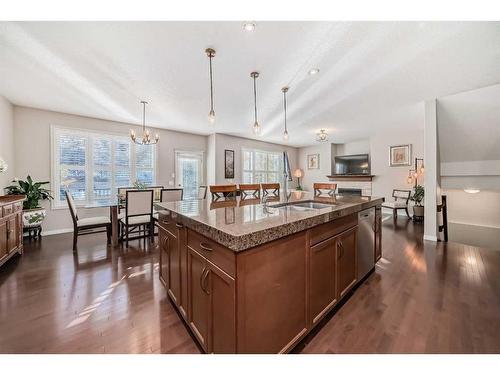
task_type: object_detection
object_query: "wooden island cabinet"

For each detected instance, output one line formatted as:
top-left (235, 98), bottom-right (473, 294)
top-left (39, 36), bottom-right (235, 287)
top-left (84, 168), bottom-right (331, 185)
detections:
top-left (157, 203), bottom-right (381, 354)
top-left (0, 195), bottom-right (24, 268)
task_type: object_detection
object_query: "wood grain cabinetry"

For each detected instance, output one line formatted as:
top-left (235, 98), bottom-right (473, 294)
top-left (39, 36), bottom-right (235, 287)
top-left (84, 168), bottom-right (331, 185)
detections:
top-left (0, 196), bottom-right (24, 268)
top-left (159, 204), bottom-right (380, 353)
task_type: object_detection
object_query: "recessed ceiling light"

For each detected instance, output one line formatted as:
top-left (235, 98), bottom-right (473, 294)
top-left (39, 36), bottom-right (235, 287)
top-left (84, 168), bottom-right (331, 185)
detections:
top-left (464, 188), bottom-right (480, 194)
top-left (308, 68), bottom-right (320, 75)
top-left (243, 22), bottom-right (256, 32)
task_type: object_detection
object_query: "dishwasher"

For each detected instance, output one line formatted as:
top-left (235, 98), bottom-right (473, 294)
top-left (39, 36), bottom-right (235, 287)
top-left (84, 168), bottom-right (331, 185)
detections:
top-left (357, 207), bottom-right (375, 280)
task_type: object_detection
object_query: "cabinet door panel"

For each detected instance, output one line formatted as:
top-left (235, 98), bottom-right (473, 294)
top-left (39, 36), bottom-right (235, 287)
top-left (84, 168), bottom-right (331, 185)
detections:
top-left (209, 264), bottom-right (236, 353)
top-left (375, 207), bottom-right (382, 262)
top-left (159, 229), bottom-right (169, 287)
top-left (337, 226), bottom-right (358, 298)
top-left (188, 248), bottom-right (210, 351)
top-left (7, 216), bottom-right (17, 253)
top-left (310, 237), bottom-right (337, 325)
top-left (0, 221), bottom-right (7, 260)
top-left (178, 225), bottom-right (188, 320)
top-left (168, 230), bottom-right (181, 305)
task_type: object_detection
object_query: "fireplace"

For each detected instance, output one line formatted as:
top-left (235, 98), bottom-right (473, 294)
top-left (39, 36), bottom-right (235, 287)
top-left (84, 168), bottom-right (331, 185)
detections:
top-left (338, 188), bottom-right (362, 196)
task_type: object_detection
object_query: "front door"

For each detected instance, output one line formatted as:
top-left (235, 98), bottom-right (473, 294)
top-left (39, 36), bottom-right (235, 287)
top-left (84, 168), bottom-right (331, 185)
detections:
top-left (175, 151), bottom-right (203, 200)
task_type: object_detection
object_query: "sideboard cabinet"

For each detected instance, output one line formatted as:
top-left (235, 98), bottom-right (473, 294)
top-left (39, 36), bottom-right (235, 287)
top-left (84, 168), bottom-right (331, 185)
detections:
top-left (0, 196), bottom-right (25, 268)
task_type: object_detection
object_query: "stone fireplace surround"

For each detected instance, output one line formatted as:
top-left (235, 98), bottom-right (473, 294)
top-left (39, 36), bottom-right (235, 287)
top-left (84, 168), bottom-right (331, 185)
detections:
top-left (326, 175), bottom-right (374, 196)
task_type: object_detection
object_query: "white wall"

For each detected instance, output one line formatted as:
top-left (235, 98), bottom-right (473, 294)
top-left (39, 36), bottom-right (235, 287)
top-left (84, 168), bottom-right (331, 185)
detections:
top-left (211, 133), bottom-right (299, 185)
top-left (0, 96), bottom-right (15, 193)
top-left (13, 106), bottom-right (207, 233)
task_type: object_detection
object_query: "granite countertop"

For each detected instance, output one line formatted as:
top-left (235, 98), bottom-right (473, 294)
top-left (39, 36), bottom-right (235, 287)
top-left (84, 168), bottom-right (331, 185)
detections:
top-left (154, 191), bottom-right (384, 252)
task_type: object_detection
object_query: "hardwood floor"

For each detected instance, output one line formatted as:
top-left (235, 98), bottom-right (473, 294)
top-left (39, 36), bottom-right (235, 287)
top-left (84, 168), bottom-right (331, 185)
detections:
top-left (1, 217), bottom-right (499, 353)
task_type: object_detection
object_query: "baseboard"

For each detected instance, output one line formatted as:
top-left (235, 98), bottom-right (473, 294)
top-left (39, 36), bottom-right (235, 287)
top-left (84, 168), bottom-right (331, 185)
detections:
top-left (41, 228), bottom-right (73, 236)
top-left (423, 234), bottom-right (438, 242)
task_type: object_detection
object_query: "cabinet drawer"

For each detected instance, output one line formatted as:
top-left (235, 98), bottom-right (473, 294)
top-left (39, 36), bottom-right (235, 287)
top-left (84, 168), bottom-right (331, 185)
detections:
top-left (157, 210), bottom-right (181, 235)
top-left (187, 230), bottom-right (235, 277)
top-left (13, 202), bottom-right (23, 212)
top-left (2, 204), bottom-right (13, 217)
top-left (309, 213), bottom-right (357, 246)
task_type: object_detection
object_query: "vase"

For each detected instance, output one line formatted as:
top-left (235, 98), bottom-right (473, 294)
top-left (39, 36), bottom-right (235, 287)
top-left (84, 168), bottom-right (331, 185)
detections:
top-left (22, 208), bottom-right (46, 228)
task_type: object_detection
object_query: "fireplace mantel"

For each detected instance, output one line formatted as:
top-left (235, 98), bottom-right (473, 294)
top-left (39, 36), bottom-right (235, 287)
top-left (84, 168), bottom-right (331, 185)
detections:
top-left (326, 175), bottom-right (375, 182)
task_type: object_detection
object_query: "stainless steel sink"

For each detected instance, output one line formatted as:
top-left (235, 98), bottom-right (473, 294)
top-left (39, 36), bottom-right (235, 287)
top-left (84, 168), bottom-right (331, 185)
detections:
top-left (271, 200), bottom-right (335, 209)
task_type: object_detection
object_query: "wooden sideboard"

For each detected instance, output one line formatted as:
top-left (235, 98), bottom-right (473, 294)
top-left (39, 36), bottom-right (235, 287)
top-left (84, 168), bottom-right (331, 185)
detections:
top-left (0, 195), bottom-right (25, 268)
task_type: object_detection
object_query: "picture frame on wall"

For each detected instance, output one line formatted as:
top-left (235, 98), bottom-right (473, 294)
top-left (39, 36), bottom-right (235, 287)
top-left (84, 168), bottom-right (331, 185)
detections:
top-left (389, 144), bottom-right (412, 166)
top-left (224, 149), bottom-right (235, 179)
top-left (307, 153), bottom-right (320, 169)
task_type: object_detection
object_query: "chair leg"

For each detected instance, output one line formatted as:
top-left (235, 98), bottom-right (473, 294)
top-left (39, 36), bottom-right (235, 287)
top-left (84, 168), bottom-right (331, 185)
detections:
top-left (405, 207), bottom-right (410, 218)
top-left (72, 229), bottom-right (78, 252)
top-left (393, 209), bottom-right (397, 221)
top-left (106, 224), bottom-right (111, 244)
top-left (126, 224), bottom-right (129, 248)
top-left (150, 221), bottom-right (154, 243)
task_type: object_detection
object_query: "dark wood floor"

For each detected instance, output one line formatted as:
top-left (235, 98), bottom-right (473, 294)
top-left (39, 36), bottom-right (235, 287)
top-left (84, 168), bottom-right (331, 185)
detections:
top-left (1, 217), bottom-right (499, 354)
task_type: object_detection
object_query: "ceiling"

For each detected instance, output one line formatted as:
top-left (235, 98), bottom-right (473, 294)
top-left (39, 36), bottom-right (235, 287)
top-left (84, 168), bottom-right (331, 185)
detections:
top-left (0, 21), bottom-right (499, 147)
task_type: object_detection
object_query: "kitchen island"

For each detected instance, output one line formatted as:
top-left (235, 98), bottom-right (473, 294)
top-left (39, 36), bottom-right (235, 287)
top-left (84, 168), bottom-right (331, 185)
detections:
top-left (154, 192), bottom-right (383, 353)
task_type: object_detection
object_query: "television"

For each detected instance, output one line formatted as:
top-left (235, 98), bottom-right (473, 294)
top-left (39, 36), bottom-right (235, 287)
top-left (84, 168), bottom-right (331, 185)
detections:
top-left (333, 154), bottom-right (371, 175)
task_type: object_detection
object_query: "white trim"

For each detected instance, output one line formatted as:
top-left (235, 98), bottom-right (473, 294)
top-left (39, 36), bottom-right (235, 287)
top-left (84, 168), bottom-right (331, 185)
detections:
top-left (423, 235), bottom-right (438, 242)
top-left (40, 228), bottom-right (74, 236)
top-left (448, 220), bottom-right (500, 230)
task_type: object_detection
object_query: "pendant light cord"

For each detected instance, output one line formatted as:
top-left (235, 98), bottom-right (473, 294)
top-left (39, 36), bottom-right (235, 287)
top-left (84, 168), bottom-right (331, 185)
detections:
top-left (142, 101), bottom-right (146, 133)
top-left (283, 89), bottom-right (288, 132)
top-left (209, 55), bottom-right (214, 112)
top-left (253, 75), bottom-right (258, 123)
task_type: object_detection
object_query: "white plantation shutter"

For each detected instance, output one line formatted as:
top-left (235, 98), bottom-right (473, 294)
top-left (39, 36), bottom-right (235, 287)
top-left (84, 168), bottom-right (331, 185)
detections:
top-left (52, 127), bottom-right (155, 207)
top-left (241, 149), bottom-right (283, 184)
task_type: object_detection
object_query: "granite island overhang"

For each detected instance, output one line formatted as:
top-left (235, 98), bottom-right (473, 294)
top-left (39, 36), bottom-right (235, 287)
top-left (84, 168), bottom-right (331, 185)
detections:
top-left (154, 192), bottom-right (384, 353)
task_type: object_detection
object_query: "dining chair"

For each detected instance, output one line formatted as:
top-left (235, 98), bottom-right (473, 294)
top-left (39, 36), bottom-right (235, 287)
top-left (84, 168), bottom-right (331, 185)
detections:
top-left (210, 184), bottom-right (237, 200)
top-left (66, 191), bottom-right (111, 252)
top-left (119, 190), bottom-right (154, 247)
top-left (238, 184), bottom-right (261, 199)
top-left (198, 185), bottom-right (208, 199)
top-left (160, 188), bottom-right (183, 202)
top-left (381, 189), bottom-right (411, 220)
top-left (261, 183), bottom-right (280, 197)
top-left (313, 183), bottom-right (337, 197)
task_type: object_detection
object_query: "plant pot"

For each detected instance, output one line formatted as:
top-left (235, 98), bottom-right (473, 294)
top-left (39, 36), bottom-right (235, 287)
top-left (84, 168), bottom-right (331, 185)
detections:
top-left (413, 205), bottom-right (424, 218)
top-left (22, 207), bottom-right (46, 228)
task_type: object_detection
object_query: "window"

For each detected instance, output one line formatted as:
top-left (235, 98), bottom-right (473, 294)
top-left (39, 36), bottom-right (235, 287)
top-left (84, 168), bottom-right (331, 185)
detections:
top-left (242, 149), bottom-right (283, 184)
top-left (175, 151), bottom-right (204, 200)
top-left (52, 126), bottom-right (156, 207)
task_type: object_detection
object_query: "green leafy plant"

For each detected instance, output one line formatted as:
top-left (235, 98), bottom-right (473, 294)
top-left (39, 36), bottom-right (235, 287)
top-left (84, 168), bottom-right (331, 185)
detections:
top-left (5, 175), bottom-right (54, 210)
top-left (410, 185), bottom-right (424, 206)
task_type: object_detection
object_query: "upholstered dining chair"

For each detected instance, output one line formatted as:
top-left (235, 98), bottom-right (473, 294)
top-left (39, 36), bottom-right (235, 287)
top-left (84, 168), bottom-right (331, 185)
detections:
top-left (160, 188), bottom-right (183, 202)
top-left (119, 190), bottom-right (154, 247)
top-left (198, 185), bottom-right (208, 199)
top-left (382, 189), bottom-right (411, 219)
top-left (238, 184), bottom-right (261, 199)
top-left (313, 183), bottom-right (337, 197)
top-left (210, 185), bottom-right (237, 200)
top-left (66, 191), bottom-right (111, 252)
top-left (261, 183), bottom-right (280, 197)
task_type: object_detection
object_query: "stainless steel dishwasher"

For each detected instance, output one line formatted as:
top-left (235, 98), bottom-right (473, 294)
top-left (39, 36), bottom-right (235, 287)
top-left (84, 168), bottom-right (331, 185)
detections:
top-left (357, 207), bottom-right (375, 280)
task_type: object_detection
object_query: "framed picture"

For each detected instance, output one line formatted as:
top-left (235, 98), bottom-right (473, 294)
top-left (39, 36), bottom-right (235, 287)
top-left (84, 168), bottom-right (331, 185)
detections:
top-left (307, 154), bottom-right (320, 169)
top-left (389, 144), bottom-right (412, 166)
top-left (224, 149), bottom-right (235, 179)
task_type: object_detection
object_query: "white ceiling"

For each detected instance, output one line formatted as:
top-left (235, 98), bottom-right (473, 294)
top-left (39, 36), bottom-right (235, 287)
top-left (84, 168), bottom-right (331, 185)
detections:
top-left (0, 21), bottom-right (499, 147)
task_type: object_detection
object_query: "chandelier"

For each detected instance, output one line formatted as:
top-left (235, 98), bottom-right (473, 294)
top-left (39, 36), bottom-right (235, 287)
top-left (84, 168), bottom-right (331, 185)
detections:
top-left (316, 129), bottom-right (328, 142)
top-left (130, 101), bottom-right (159, 145)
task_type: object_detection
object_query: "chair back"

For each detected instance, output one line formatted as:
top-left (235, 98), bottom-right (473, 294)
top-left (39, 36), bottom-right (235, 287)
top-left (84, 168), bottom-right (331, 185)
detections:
top-left (198, 185), bottom-right (208, 199)
top-left (261, 183), bottom-right (280, 197)
top-left (210, 184), bottom-right (237, 200)
top-left (161, 188), bottom-right (183, 202)
top-left (393, 189), bottom-right (411, 203)
top-left (65, 190), bottom-right (78, 224)
top-left (314, 183), bottom-right (337, 197)
top-left (126, 190), bottom-right (153, 217)
top-left (239, 184), bottom-right (260, 199)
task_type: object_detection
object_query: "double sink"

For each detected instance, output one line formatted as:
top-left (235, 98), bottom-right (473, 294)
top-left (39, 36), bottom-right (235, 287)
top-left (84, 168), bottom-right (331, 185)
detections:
top-left (269, 200), bottom-right (337, 210)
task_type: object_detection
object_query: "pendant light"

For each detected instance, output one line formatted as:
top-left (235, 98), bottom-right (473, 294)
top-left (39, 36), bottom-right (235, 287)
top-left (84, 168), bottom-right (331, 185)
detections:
top-left (130, 101), bottom-right (159, 145)
top-left (250, 71), bottom-right (261, 135)
top-left (282, 86), bottom-right (289, 141)
top-left (205, 48), bottom-right (216, 124)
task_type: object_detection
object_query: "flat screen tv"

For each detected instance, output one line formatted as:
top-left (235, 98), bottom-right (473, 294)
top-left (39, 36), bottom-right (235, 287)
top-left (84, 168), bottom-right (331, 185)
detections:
top-left (334, 154), bottom-right (370, 175)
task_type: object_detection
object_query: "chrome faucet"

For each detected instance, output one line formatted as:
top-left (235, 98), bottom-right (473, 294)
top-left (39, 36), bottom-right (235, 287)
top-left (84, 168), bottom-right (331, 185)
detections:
top-left (283, 151), bottom-right (291, 203)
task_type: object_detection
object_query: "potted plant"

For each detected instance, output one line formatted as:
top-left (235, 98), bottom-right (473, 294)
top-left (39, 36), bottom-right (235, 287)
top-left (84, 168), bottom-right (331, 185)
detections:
top-left (410, 184), bottom-right (425, 219)
top-left (4, 175), bottom-right (53, 229)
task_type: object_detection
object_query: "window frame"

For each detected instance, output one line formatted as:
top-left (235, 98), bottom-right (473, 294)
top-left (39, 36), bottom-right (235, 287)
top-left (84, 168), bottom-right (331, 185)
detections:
top-left (50, 125), bottom-right (158, 209)
top-left (241, 148), bottom-right (283, 184)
